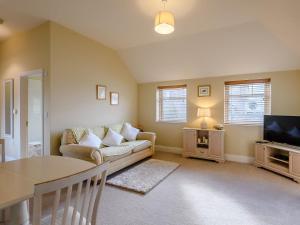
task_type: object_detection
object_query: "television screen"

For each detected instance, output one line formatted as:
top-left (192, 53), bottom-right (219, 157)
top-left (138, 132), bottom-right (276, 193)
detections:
top-left (264, 115), bottom-right (300, 147)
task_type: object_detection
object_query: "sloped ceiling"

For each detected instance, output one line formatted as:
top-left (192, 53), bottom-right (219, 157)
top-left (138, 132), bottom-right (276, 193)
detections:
top-left (1, 0), bottom-right (300, 83)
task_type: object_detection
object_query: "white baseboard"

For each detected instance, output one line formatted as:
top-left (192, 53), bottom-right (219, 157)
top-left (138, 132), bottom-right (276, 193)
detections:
top-left (225, 154), bottom-right (254, 164)
top-left (5, 156), bottom-right (16, 161)
top-left (155, 145), bottom-right (182, 154)
top-left (156, 145), bottom-right (254, 164)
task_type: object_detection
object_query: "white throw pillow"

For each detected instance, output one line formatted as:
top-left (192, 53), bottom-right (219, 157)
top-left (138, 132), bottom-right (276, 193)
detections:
top-left (79, 130), bottom-right (102, 148)
top-left (102, 128), bottom-right (124, 146)
top-left (121, 123), bottom-right (140, 141)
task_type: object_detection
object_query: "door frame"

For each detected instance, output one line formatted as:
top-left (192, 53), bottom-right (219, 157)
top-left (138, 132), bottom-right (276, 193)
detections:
top-left (2, 79), bottom-right (14, 138)
top-left (20, 69), bottom-right (49, 157)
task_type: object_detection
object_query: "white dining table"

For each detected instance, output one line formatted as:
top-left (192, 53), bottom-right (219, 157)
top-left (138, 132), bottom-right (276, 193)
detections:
top-left (0, 156), bottom-right (95, 224)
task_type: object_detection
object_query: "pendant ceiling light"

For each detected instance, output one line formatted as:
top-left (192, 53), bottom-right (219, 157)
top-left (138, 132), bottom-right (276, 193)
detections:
top-left (154, 0), bottom-right (175, 35)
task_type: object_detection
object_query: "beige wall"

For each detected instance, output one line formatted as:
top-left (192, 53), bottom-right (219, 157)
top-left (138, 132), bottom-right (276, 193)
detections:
top-left (0, 23), bottom-right (50, 159)
top-left (49, 23), bottom-right (138, 155)
top-left (138, 70), bottom-right (300, 158)
top-left (0, 22), bottom-right (138, 157)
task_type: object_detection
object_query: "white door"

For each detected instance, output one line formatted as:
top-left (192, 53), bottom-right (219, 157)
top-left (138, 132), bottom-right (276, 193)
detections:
top-left (20, 70), bottom-right (45, 158)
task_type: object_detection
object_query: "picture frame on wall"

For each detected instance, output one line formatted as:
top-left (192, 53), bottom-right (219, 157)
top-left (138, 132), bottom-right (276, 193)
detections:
top-left (96, 85), bottom-right (106, 100)
top-left (198, 85), bottom-right (211, 97)
top-left (110, 92), bottom-right (119, 105)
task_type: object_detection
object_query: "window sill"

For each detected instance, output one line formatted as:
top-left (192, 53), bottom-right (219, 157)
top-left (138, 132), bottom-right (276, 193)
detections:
top-left (156, 120), bottom-right (187, 124)
top-left (224, 123), bottom-right (263, 127)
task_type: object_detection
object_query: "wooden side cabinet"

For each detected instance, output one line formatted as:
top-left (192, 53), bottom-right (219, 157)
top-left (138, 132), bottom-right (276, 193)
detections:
top-left (182, 128), bottom-right (225, 163)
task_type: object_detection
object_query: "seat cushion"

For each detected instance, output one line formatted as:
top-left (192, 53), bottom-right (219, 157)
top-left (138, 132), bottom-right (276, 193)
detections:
top-left (120, 140), bottom-right (152, 153)
top-left (100, 145), bottom-right (133, 162)
top-left (41, 206), bottom-right (90, 225)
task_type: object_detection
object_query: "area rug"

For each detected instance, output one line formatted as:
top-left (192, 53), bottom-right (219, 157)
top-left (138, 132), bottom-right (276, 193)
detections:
top-left (106, 159), bottom-right (180, 194)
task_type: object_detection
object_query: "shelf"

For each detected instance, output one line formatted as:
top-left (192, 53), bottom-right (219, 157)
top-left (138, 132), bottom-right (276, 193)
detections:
top-left (268, 156), bottom-right (289, 164)
top-left (197, 143), bottom-right (209, 148)
top-left (264, 143), bottom-right (300, 154)
top-left (267, 161), bottom-right (289, 173)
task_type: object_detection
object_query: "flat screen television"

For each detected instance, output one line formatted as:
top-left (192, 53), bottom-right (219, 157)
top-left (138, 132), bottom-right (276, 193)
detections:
top-left (264, 115), bottom-right (300, 148)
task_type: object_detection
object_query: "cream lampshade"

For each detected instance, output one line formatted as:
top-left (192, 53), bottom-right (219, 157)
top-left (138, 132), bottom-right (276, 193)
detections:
top-left (154, 11), bottom-right (175, 34)
top-left (197, 108), bottom-right (211, 129)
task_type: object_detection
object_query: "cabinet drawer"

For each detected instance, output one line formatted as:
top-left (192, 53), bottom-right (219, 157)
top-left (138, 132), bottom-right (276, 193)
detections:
top-left (195, 148), bottom-right (208, 157)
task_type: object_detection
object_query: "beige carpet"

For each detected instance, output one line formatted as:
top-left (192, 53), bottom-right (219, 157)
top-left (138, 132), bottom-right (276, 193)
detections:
top-left (40, 152), bottom-right (300, 225)
top-left (99, 152), bottom-right (300, 225)
top-left (107, 159), bottom-right (180, 194)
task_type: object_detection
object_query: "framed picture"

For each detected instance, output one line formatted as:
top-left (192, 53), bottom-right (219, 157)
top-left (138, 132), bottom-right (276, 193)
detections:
top-left (110, 92), bottom-right (119, 105)
top-left (96, 85), bottom-right (106, 100)
top-left (198, 85), bottom-right (211, 97)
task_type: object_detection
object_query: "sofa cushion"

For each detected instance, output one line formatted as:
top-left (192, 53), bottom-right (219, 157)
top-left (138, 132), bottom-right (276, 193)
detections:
top-left (104, 123), bottom-right (124, 134)
top-left (120, 140), bottom-right (152, 153)
top-left (79, 130), bottom-right (102, 148)
top-left (71, 128), bottom-right (88, 143)
top-left (91, 126), bottom-right (106, 139)
top-left (100, 145), bottom-right (133, 162)
top-left (121, 123), bottom-right (140, 141)
top-left (102, 128), bottom-right (124, 146)
top-left (61, 129), bottom-right (77, 145)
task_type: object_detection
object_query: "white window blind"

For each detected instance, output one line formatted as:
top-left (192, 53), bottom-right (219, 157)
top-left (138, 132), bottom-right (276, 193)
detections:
top-left (156, 85), bottom-right (187, 123)
top-left (224, 79), bottom-right (271, 125)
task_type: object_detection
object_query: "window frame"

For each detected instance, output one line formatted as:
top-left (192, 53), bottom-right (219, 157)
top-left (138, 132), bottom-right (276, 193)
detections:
top-left (224, 78), bottom-right (271, 126)
top-left (156, 84), bottom-right (188, 123)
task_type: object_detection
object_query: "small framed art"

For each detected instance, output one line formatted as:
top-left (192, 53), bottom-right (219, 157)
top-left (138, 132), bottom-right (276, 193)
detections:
top-left (110, 92), bottom-right (119, 105)
top-left (96, 85), bottom-right (106, 100)
top-left (198, 85), bottom-right (211, 97)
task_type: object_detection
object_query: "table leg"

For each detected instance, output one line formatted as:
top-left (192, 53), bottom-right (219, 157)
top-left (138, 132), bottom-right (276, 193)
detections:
top-left (2, 201), bottom-right (29, 225)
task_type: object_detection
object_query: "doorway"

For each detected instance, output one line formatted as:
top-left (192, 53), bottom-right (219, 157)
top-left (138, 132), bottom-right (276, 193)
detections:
top-left (20, 70), bottom-right (45, 158)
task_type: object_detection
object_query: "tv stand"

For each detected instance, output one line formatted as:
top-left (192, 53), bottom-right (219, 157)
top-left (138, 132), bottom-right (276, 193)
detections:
top-left (255, 142), bottom-right (300, 183)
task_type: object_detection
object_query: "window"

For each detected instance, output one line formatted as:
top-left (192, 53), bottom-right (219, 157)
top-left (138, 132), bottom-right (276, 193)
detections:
top-left (156, 85), bottom-right (187, 123)
top-left (224, 79), bottom-right (271, 125)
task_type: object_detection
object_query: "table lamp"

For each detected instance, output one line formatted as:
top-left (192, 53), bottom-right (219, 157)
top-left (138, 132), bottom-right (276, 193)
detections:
top-left (197, 107), bottom-right (211, 129)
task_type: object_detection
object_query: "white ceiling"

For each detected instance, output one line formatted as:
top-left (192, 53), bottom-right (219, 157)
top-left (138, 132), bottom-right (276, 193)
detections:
top-left (1, 0), bottom-right (300, 83)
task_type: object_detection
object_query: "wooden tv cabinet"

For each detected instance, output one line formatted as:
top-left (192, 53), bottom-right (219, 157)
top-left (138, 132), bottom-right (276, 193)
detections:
top-left (182, 128), bottom-right (225, 163)
top-left (254, 142), bottom-right (300, 183)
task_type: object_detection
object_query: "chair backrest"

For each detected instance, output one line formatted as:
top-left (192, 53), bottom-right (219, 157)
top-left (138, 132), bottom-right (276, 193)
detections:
top-left (32, 162), bottom-right (109, 225)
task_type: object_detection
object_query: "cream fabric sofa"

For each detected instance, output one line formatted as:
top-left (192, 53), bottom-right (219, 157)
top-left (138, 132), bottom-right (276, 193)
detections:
top-left (59, 126), bottom-right (156, 175)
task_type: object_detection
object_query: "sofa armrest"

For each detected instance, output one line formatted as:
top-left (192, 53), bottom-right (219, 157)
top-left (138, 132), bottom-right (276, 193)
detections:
top-left (136, 132), bottom-right (156, 152)
top-left (59, 144), bottom-right (103, 165)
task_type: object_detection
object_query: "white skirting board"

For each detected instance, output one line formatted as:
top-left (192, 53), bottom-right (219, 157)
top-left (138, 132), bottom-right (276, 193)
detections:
top-left (155, 145), bottom-right (254, 164)
top-left (155, 145), bottom-right (182, 155)
top-left (225, 154), bottom-right (254, 164)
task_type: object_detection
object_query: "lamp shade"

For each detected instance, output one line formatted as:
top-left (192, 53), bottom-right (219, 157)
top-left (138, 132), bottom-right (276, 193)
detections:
top-left (197, 108), bottom-right (211, 117)
top-left (154, 11), bottom-right (175, 34)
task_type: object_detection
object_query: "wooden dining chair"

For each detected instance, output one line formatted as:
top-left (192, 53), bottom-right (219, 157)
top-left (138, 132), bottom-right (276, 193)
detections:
top-left (32, 162), bottom-right (109, 225)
